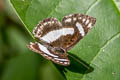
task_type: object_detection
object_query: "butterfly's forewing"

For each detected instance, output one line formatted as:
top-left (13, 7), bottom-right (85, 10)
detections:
top-left (31, 18), bottom-right (71, 66)
top-left (33, 18), bottom-right (62, 48)
top-left (61, 14), bottom-right (96, 50)
top-left (27, 42), bottom-right (70, 66)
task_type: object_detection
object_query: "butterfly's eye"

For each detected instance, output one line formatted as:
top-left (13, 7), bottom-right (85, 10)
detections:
top-left (56, 48), bottom-right (65, 54)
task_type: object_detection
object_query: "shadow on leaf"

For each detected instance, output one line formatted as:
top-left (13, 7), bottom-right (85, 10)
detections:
top-left (66, 52), bottom-right (94, 73)
top-left (54, 52), bottom-right (94, 79)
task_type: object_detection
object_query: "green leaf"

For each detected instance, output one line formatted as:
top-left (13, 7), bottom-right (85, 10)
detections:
top-left (10, 0), bottom-right (120, 80)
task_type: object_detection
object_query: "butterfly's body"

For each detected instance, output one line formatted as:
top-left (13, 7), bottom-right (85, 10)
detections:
top-left (27, 14), bottom-right (96, 66)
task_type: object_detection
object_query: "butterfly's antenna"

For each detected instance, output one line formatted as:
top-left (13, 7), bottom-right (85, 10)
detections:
top-left (68, 54), bottom-right (90, 69)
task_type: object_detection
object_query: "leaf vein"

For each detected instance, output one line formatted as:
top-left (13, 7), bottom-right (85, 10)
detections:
top-left (81, 32), bottom-right (120, 79)
top-left (112, 0), bottom-right (120, 14)
top-left (47, 0), bottom-right (63, 18)
top-left (85, 0), bottom-right (99, 14)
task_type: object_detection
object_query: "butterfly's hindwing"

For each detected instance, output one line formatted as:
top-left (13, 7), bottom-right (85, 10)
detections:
top-left (27, 42), bottom-right (70, 66)
top-left (61, 14), bottom-right (96, 50)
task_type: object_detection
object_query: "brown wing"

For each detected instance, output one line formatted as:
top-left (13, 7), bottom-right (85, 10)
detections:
top-left (61, 14), bottom-right (96, 51)
top-left (33, 18), bottom-right (62, 48)
top-left (27, 42), bottom-right (70, 66)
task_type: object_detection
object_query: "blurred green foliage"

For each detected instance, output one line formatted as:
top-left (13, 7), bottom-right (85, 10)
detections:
top-left (0, 0), bottom-right (65, 80)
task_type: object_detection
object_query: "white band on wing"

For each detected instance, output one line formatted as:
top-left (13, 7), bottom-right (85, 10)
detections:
top-left (76, 22), bottom-right (85, 36)
top-left (54, 58), bottom-right (68, 61)
top-left (37, 43), bottom-right (58, 57)
top-left (40, 28), bottom-right (74, 43)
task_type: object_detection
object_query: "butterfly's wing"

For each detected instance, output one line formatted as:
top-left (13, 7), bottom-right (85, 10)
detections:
top-left (33, 18), bottom-right (62, 48)
top-left (27, 42), bottom-right (70, 66)
top-left (31, 18), bottom-right (71, 66)
top-left (61, 14), bottom-right (96, 50)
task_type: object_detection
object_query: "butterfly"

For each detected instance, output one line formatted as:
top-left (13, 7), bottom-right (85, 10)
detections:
top-left (27, 14), bottom-right (96, 66)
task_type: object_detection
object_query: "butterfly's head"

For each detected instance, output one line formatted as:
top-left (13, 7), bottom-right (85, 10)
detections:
top-left (55, 48), bottom-right (65, 54)
top-left (53, 48), bottom-right (68, 56)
